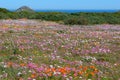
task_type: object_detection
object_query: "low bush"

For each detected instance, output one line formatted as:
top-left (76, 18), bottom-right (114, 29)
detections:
top-left (0, 8), bottom-right (120, 25)
top-left (64, 16), bottom-right (88, 25)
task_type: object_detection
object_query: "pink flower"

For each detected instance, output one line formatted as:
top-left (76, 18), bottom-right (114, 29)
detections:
top-left (28, 63), bottom-right (38, 69)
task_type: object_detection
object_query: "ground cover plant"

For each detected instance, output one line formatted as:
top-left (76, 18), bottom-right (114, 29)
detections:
top-left (0, 20), bottom-right (120, 80)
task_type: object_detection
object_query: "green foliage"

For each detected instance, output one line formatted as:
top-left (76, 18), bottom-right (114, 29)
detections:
top-left (105, 14), bottom-right (120, 24)
top-left (0, 7), bottom-right (120, 25)
top-left (0, 8), bottom-right (10, 13)
top-left (15, 11), bottom-right (36, 19)
top-left (87, 16), bottom-right (106, 24)
top-left (36, 12), bottom-right (70, 21)
top-left (64, 16), bottom-right (88, 25)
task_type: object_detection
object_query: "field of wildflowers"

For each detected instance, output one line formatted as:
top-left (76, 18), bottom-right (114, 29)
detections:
top-left (0, 20), bottom-right (120, 80)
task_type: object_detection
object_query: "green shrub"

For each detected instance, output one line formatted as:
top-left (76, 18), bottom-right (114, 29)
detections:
top-left (0, 8), bottom-right (10, 13)
top-left (64, 16), bottom-right (88, 25)
top-left (105, 15), bottom-right (120, 24)
top-left (0, 12), bottom-right (9, 19)
top-left (87, 16), bottom-right (106, 24)
top-left (0, 7), bottom-right (120, 25)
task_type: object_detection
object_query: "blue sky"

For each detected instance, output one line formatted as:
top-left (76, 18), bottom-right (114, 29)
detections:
top-left (0, 0), bottom-right (120, 10)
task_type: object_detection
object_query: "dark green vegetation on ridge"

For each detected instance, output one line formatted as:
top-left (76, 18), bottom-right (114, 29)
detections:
top-left (0, 7), bottom-right (120, 25)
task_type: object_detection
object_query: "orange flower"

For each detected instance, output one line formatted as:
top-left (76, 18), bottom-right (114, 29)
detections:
top-left (90, 72), bottom-right (95, 76)
top-left (85, 73), bottom-right (88, 76)
top-left (83, 66), bottom-right (88, 71)
top-left (89, 66), bottom-right (95, 69)
top-left (19, 78), bottom-right (23, 80)
top-left (45, 68), bottom-right (51, 73)
top-left (51, 68), bottom-right (56, 72)
top-left (7, 62), bottom-right (13, 67)
top-left (31, 73), bottom-right (37, 78)
top-left (58, 68), bottom-right (67, 74)
top-left (94, 69), bottom-right (99, 73)
top-left (79, 66), bottom-right (83, 68)
top-left (20, 63), bottom-right (26, 67)
top-left (79, 71), bottom-right (83, 75)
top-left (48, 72), bottom-right (52, 77)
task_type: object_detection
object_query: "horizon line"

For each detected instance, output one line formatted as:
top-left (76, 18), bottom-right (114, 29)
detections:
top-left (9, 9), bottom-right (120, 10)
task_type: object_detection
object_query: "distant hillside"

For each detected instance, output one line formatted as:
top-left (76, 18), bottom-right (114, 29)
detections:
top-left (0, 8), bottom-right (10, 13)
top-left (16, 6), bottom-right (34, 12)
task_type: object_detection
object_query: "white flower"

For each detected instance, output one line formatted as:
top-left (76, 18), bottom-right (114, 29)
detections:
top-left (79, 76), bottom-right (82, 78)
top-left (57, 66), bottom-right (60, 68)
top-left (28, 70), bottom-right (32, 73)
top-left (50, 65), bottom-right (53, 68)
top-left (56, 56), bottom-right (60, 58)
top-left (53, 71), bottom-right (57, 75)
top-left (17, 72), bottom-right (22, 76)
top-left (3, 65), bottom-right (7, 68)
top-left (29, 58), bottom-right (33, 61)
top-left (23, 58), bottom-right (26, 60)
